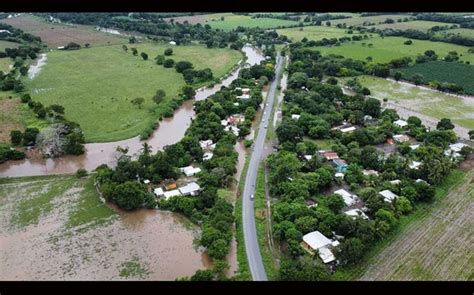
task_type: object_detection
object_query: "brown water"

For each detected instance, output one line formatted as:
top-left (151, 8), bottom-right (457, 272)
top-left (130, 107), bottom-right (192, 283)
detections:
top-left (0, 46), bottom-right (264, 178)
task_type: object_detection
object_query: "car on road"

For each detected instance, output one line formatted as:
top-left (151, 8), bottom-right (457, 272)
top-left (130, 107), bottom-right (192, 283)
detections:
top-left (250, 194), bottom-right (254, 200)
top-left (264, 124), bottom-right (268, 128)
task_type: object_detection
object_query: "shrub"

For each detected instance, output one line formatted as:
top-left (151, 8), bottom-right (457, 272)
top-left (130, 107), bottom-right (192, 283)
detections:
top-left (76, 168), bottom-right (88, 178)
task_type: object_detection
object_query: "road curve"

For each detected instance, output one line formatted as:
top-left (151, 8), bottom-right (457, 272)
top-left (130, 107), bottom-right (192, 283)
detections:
top-left (242, 53), bottom-right (284, 281)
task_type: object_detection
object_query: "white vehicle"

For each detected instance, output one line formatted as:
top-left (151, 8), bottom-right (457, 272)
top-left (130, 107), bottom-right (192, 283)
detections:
top-left (264, 111), bottom-right (266, 115)
top-left (264, 124), bottom-right (268, 129)
top-left (250, 194), bottom-right (254, 200)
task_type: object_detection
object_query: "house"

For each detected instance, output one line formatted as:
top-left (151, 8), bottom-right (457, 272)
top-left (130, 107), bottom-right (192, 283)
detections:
top-left (224, 125), bottom-right (240, 136)
top-left (344, 209), bottom-right (369, 220)
top-left (143, 179), bottom-right (151, 184)
top-left (179, 182), bottom-right (201, 196)
top-left (393, 134), bottom-right (410, 143)
top-left (389, 179), bottom-right (401, 185)
top-left (363, 169), bottom-right (379, 176)
top-left (364, 115), bottom-right (373, 122)
top-left (180, 166), bottom-right (202, 177)
top-left (334, 189), bottom-right (358, 207)
top-left (409, 160), bottom-right (422, 170)
top-left (340, 126), bottom-right (356, 133)
top-left (199, 139), bottom-right (214, 150)
top-left (241, 88), bottom-right (251, 95)
top-left (303, 155), bottom-right (313, 161)
top-left (379, 189), bottom-right (399, 203)
top-left (154, 187), bottom-right (164, 197)
top-left (332, 158), bottom-right (348, 173)
top-left (449, 143), bottom-right (468, 152)
top-left (305, 199), bottom-right (317, 208)
top-left (203, 152), bottom-right (213, 161)
top-left (394, 119), bottom-right (408, 128)
top-left (334, 172), bottom-right (344, 179)
top-left (323, 152), bottom-right (339, 161)
top-left (410, 144), bottom-right (420, 150)
top-left (163, 189), bottom-right (182, 200)
top-left (236, 94), bottom-right (250, 100)
top-left (228, 114), bottom-right (245, 125)
top-left (221, 119), bottom-right (229, 127)
top-left (301, 231), bottom-right (338, 264)
top-left (291, 114), bottom-right (301, 120)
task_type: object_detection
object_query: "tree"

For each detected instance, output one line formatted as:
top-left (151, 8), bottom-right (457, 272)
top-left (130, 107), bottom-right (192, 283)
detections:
top-left (407, 116), bottom-right (422, 127)
top-left (336, 238), bottom-right (365, 265)
top-left (140, 52), bottom-right (148, 60)
top-left (207, 239), bottom-right (229, 260)
top-left (64, 42), bottom-right (81, 50)
top-left (412, 73), bottom-right (424, 85)
top-left (85, 43), bottom-right (90, 48)
top-left (76, 168), bottom-right (87, 178)
top-left (276, 121), bottom-right (304, 144)
top-left (22, 127), bottom-right (39, 146)
top-left (19, 66), bottom-right (28, 76)
top-left (10, 130), bottom-right (23, 145)
top-left (122, 45), bottom-right (128, 52)
top-left (175, 61), bottom-right (194, 73)
top-left (394, 71), bottom-right (402, 81)
top-left (163, 58), bottom-right (175, 68)
top-left (182, 85), bottom-right (195, 99)
top-left (244, 106), bottom-right (256, 121)
top-left (327, 193), bottom-right (345, 213)
top-left (153, 89), bottom-right (166, 104)
top-left (404, 39), bottom-right (413, 45)
top-left (131, 97), bottom-right (145, 108)
top-left (469, 130), bottom-right (474, 140)
top-left (345, 163), bottom-right (364, 185)
top-left (164, 48), bottom-right (173, 56)
top-left (155, 55), bottom-right (165, 65)
top-left (131, 48), bottom-right (138, 56)
top-left (20, 93), bottom-right (31, 103)
top-left (436, 118), bottom-right (455, 130)
top-left (375, 209), bottom-right (398, 228)
top-left (190, 270), bottom-right (214, 281)
top-left (129, 36), bottom-right (137, 44)
top-left (363, 97), bottom-right (381, 117)
top-left (49, 104), bottom-right (65, 114)
top-left (110, 181), bottom-right (151, 210)
top-left (394, 196), bottom-right (413, 215)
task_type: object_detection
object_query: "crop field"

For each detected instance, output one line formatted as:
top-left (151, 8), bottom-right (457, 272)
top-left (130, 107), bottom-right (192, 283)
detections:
top-left (359, 168), bottom-right (474, 281)
top-left (0, 40), bottom-right (20, 51)
top-left (22, 43), bottom-right (241, 142)
top-left (314, 36), bottom-right (474, 64)
top-left (276, 26), bottom-right (353, 42)
top-left (355, 75), bottom-right (474, 131)
top-left (330, 14), bottom-right (414, 26)
top-left (1, 15), bottom-right (127, 48)
top-left (372, 20), bottom-right (455, 32)
top-left (436, 28), bottom-right (474, 40)
top-left (0, 175), bottom-right (208, 280)
top-left (398, 61), bottom-right (474, 94)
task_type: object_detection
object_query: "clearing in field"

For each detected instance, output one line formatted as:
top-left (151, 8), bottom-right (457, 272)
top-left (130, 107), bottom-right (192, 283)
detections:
top-left (330, 14), bottom-right (413, 26)
top-left (355, 75), bottom-right (474, 130)
top-left (398, 61), bottom-right (474, 95)
top-left (436, 28), bottom-right (474, 40)
top-left (372, 20), bottom-right (455, 32)
top-left (1, 15), bottom-right (127, 48)
top-left (0, 40), bottom-right (20, 51)
top-left (23, 43), bottom-right (242, 143)
top-left (359, 168), bottom-right (474, 281)
top-left (314, 36), bottom-right (474, 64)
top-left (0, 58), bottom-right (12, 73)
top-left (0, 175), bottom-right (208, 280)
top-left (276, 26), bottom-right (353, 42)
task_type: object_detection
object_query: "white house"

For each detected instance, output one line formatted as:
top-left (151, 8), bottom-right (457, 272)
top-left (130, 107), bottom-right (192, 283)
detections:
top-left (221, 119), bottom-right (229, 126)
top-left (409, 161), bottom-right (422, 170)
top-left (303, 155), bottom-right (312, 161)
top-left (389, 179), bottom-right (401, 185)
top-left (410, 144), bottom-right (420, 150)
top-left (379, 189), bottom-right (399, 203)
top-left (179, 182), bottom-right (201, 196)
top-left (236, 94), bottom-right (250, 100)
top-left (394, 119), bottom-right (408, 128)
top-left (163, 189), bottom-right (182, 200)
top-left (200, 139), bottom-right (213, 150)
top-left (334, 189), bottom-right (358, 207)
top-left (224, 125), bottom-right (240, 136)
top-left (291, 114), bottom-right (301, 120)
top-left (344, 208), bottom-right (369, 220)
top-left (203, 152), bottom-right (213, 161)
top-left (180, 166), bottom-right (202, 177)
top-left (340, 126), bottom-right (357, 133)
top-left (143, 179), bottom-right (151, 184)
top-left (301, 231), bottom-right (338, 264)
top-left (153, 187), bottom-right (164, 197)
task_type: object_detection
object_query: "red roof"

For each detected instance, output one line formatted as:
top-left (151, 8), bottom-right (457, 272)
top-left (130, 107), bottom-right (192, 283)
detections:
top-left (323, 152), bottom-right (339, 160)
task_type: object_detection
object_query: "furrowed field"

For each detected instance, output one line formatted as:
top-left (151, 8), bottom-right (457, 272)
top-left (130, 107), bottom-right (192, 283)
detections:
top-left (24, 43), bottom-right (242, 142)
top-left (398, 61), bottom-right (474, 94)
top-left (1, 15), bottom-right (127, 48)
top-left (314, 36), bottom-right (474, 64)
top-left (276, 26), bottom-right (353, 42)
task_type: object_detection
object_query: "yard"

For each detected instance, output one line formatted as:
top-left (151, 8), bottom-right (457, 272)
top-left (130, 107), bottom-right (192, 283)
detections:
top-left (1, 14), bottom-right (127, 48)
top-left (313, 36), bottom-right (474, 64)
top-left (22, 43), bottom-right (242, 142)
top-left (354, 75), bottom-right (474, 130)
top-left (276, 26), bottom-right (353, 42)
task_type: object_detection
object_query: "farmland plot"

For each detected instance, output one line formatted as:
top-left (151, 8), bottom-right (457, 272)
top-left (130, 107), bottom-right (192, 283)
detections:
top-left (276, 26), bottom-right (353, 42)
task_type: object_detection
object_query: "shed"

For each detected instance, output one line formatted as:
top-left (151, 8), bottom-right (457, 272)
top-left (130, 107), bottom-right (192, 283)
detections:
top-left (143, 179), bottom-right (151, 184)
top-left (199, 139), bottom-right (213, 150)
top-left (379, 189), bottom-right (399, 203)
top-left (334, 189), bottom-right (357, 207)
top-left (389, 179), bottom-right (401, 185)
top-left (169, 41), bottom-right (177, 45)
top-left (344, 208), bottom-right (369, 220)
top-left (303, 155), bottom-right (312, 161)
top-left (291, 114), bottom-right (301, 120)
top-left (410, 144), bottom-right (420, 150)
top-left (203, 152), bottom-right (213, 161)
top-left (394, 119), bottom-right (408, 128)
top-left (323, 152), bottom-right (339, 161)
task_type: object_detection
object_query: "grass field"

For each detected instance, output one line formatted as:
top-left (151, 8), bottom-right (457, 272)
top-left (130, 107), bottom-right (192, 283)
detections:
top-left (436, 28), bottom-right (474, 40)
top-left (314, 36), bottom-right (474, 64)
top-left (0, 40), bottom-right (21, 51)
top-left (398, 61), bottom-right (474, 94)
top-left (23, 43), bottom-right (242, 142)
top-left (276, 26), bottom-right (353, 42)
top-left (372, 20), bottom-right (455, 32)
top-left (359, 169), bottom-right (473, 280)
top-left (1, 15), bottom-right (127, 48)
top-left (330, 14), bottom-right (414, 26)
top-left (355, 75), bottom-right (474, 130)
top-left (0, 57), bottom-right (12, 72)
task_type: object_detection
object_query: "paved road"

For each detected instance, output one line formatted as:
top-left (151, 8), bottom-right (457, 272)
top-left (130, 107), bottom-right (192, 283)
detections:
top-left (242, 53), bottom-right (284, 281)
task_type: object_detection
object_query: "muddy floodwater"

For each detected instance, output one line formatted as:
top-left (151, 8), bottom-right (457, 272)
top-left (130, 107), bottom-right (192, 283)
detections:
top-left (0, 46), bottom-right (264, 178)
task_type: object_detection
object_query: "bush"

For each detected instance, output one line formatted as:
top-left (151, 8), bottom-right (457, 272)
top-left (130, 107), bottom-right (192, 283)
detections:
top-left (76, 168), bottom-right (88, 178)
top-left (163, 59), bottom-right (175, 68)
top-left (243, 139), bottom-right (253, 148)
top-left (164, 48), bottom-right (173, 56)
top-left (10, 130), bottom-right (23, 145)
top-left (20, 93), bottom-right (31, 103)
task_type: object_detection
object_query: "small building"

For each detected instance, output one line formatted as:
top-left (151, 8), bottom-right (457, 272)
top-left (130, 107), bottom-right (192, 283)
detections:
top-left (334, 189), bottom-right (358, 207)
top-left (224, 125), bottom-right (240, 136)
top-left (228, 114), bottom-right (245, 125)
top-left (303, 155), bottom-right (313, 161)
top-left (233, 102), bottom-right (239, 107)
top-left (379, 189), bottom-right (399, 203)
top-left (163, 189), bottom-right (182, 200)
top-left (410, 144), bottom-right (420, 150)
top-left (179, 182), bottom-right (201, 196)
top-left (180, 166), bottom-right (202, 177)
top-left (409, 160), bottom-right (422, 170)
top-left (449, 143), bottom-right (468, 153)
top-left (241, 88), bottom-right (251, 95)
top-left (334, 172), bottom-right (344, 179)
top-left (416, 179), bottom-right (429, 185)
top-left (291, 114), bottom-right (301, 120)
top-left (389, 179), bottom-right (401, 185)
top-left (332, 158), bottom-right (348, 173)
top-left (301, 231), bottom-right (337, 264)
top-left (236, 94), bottom-right (250, 100)
top-left (363, 169), bottom-right (379, 176)
top-left (143, 179), bottom-right (151, 184)
top-left (200, 139), bottom-right (214, 150)
top-left (394, 119), bottom-right (408, 128)
top-left (57, 46), bottom-right (65, 50)
top-left (164, 181), bottom-right (177, 191)
top-left (221, 119), bottom-right (229, 127)
top-left (393, 134), bottom-right (410, 143)
top-left (344, 208), bottom-right (369, 220)
top-left (323, 152), bottom-right (339, 161)
top-left (203, 152), bottom-right (213, 161)
top-left (340, 126), bottom-right (356, 133)
top-left (154, 187), bottom-right (164, 197)
top-left (305, 199), bottom-right (317, 208)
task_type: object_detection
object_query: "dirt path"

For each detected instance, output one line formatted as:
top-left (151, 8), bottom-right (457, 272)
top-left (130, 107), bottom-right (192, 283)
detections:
top-left (359, 170), bottom-right (474, 281)
top-left (27, 53), bottom-right (47, 80)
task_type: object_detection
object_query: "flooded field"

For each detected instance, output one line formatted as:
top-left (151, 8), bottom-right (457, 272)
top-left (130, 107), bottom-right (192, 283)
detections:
top-left (0, 176), bottom-right (211, 280)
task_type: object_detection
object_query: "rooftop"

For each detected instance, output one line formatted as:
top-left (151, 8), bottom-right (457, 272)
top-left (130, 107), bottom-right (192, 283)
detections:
top-left (379, 189), bottom-right (399, 203)
top-left (302, 231), bottom-right (332, 250)
top-left (344, 208), bottom-right (369, 220)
